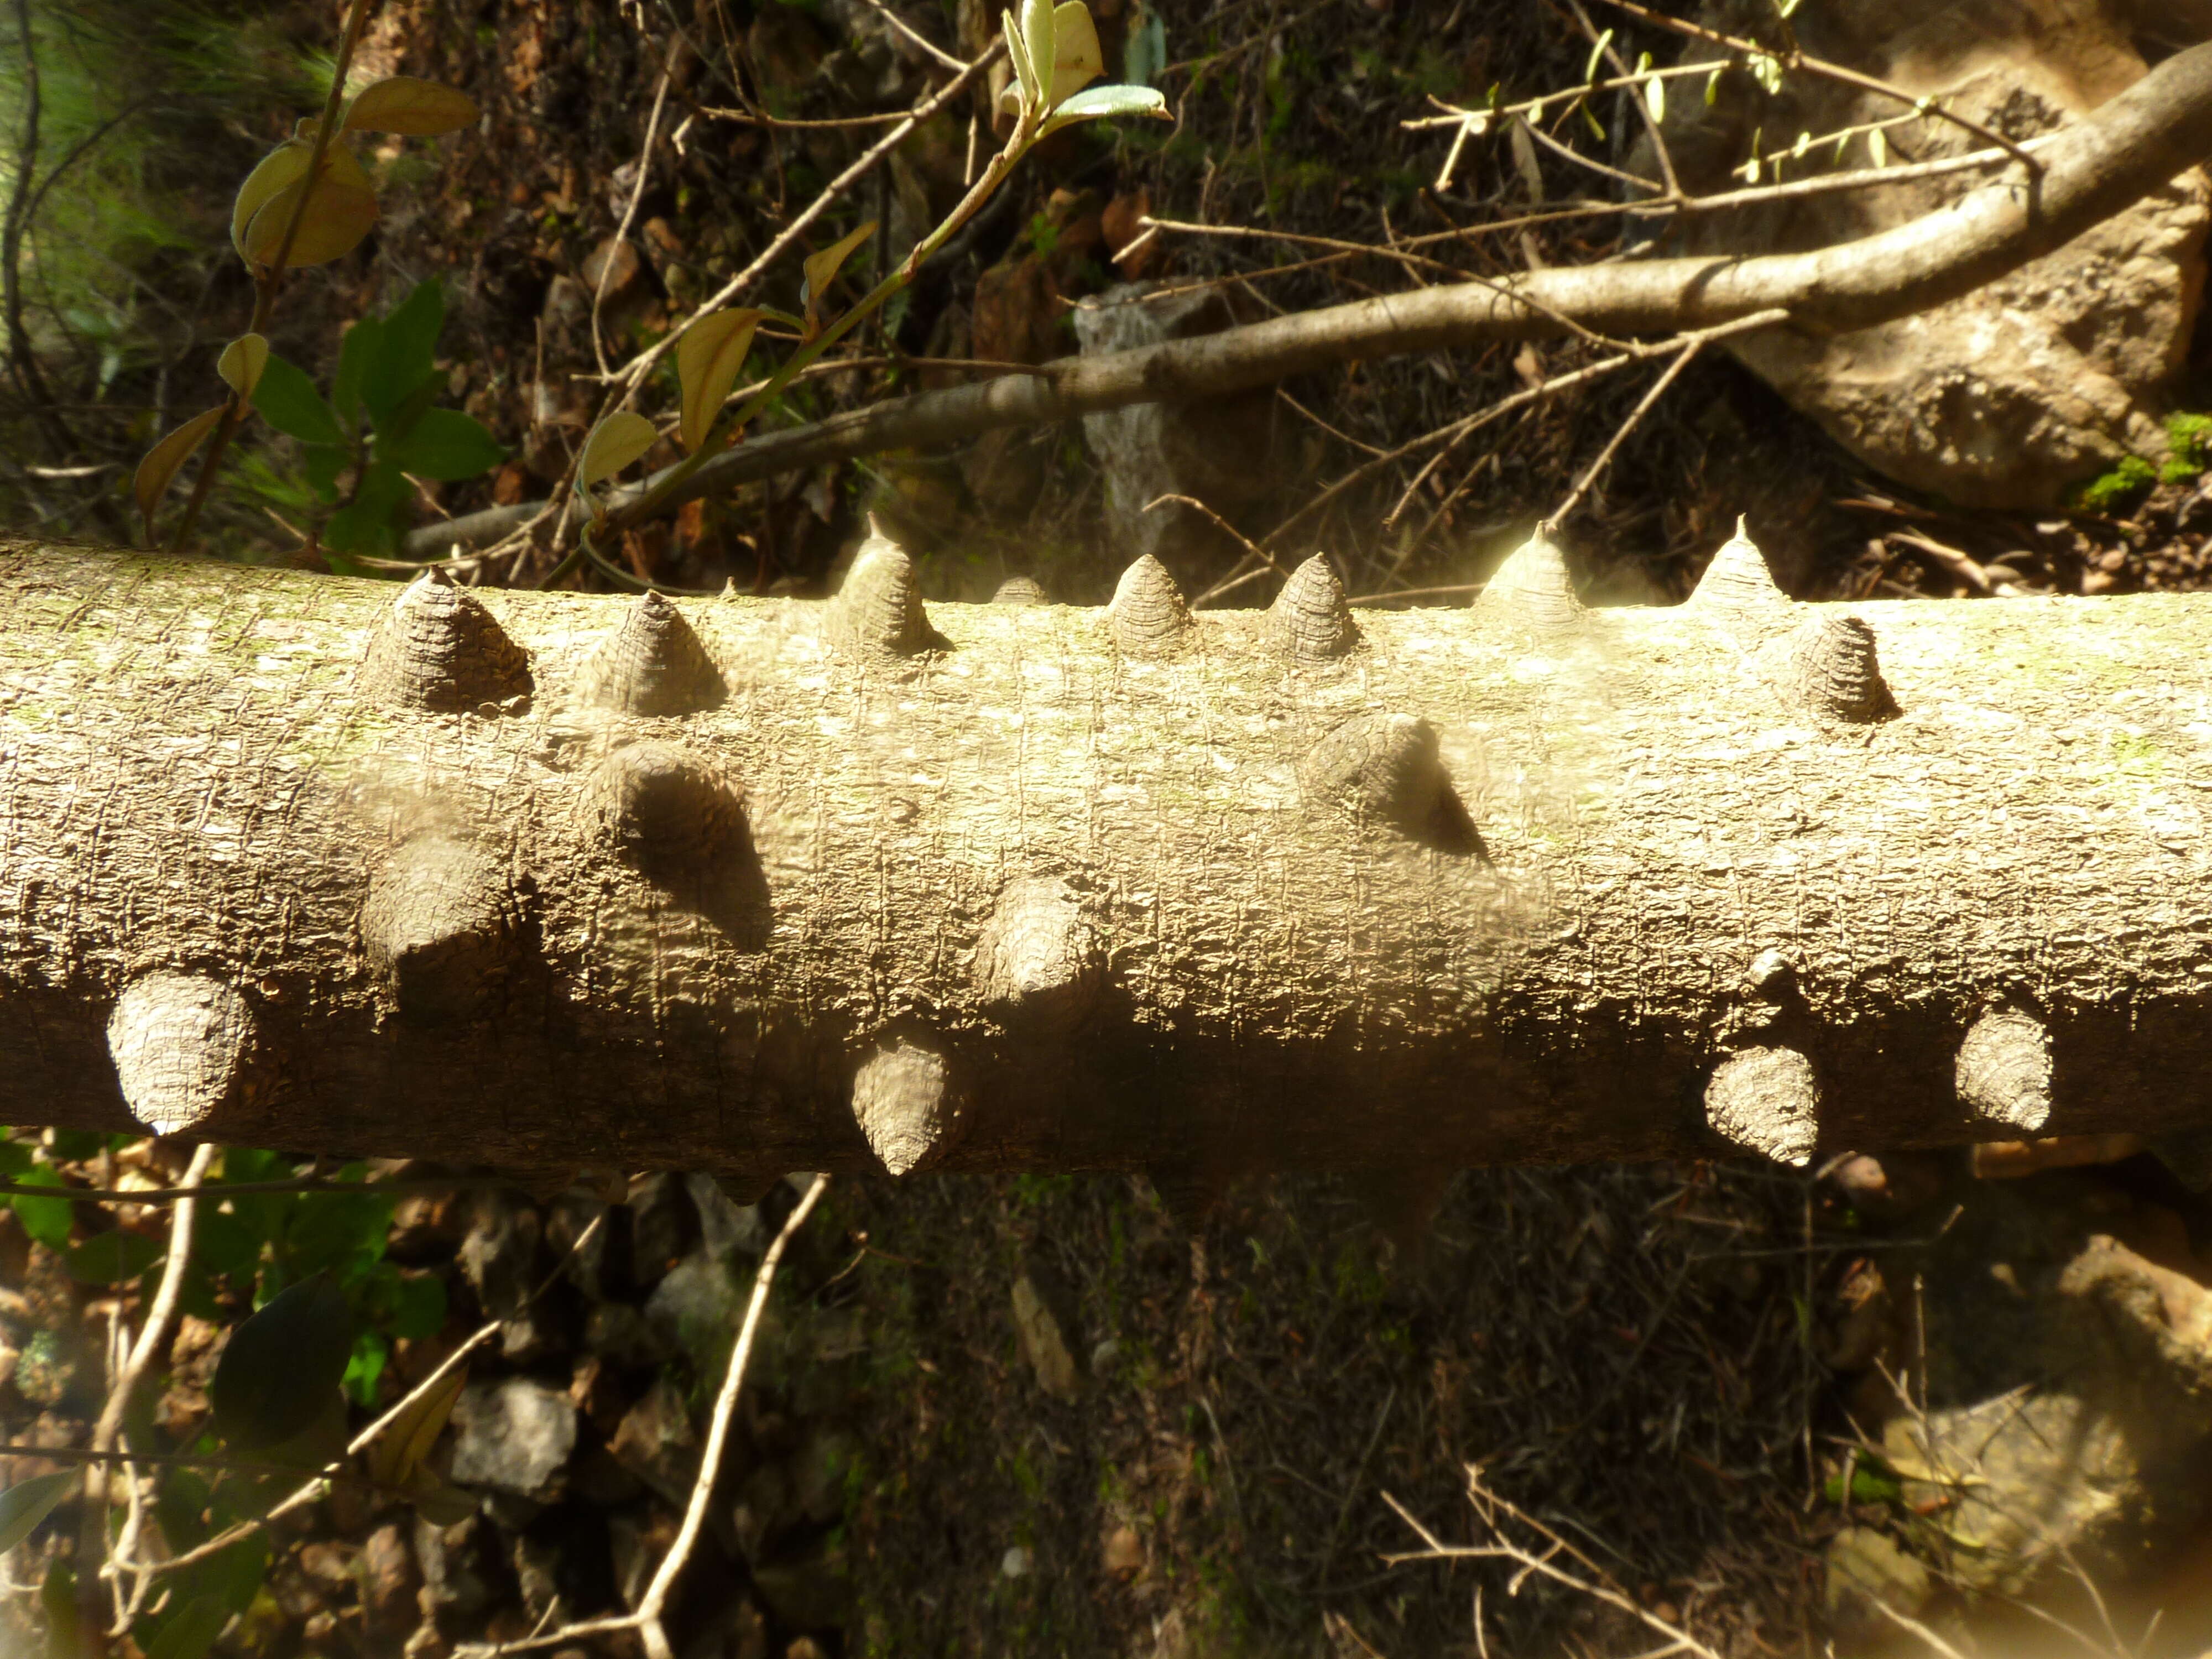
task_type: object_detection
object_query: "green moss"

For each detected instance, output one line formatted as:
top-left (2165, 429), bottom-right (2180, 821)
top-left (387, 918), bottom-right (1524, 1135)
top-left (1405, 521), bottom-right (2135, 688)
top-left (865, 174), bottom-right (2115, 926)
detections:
top-left (2072, 454), bottom-right (2156, 514)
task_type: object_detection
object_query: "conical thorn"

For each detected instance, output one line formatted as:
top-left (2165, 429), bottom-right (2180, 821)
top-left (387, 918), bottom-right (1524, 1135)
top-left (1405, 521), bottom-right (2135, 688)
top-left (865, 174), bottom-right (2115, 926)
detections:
top-left (852, 1040), bottom-right (962, 1176)
top-left (831, 528), bottom-right (935, 657)
top-left (107, 972), bottom-right (259, 1137)
top-left (993, 576), bottom-right (1047, 606)
top-left (1686, 517), bottom-right (1790, 619)
top-left (357, 568), bottom-right (533, 713)
top-left (1108, 555), bottom-right (1192, 658)
top-left (1956, 1008), bottom-right (2052, 1134)
top-left (362, 836), bottom-right (523, 1022)
top-left (1475, 525), bottom-right (1583, 633)
top-left (1759, 612), bottom-right (1896, 723)
top-left (584, 589), bottom-right (726, 717)
top-left (1269, 554), bottom-right (1358, 660)
top-left (1704, 1045), bottom-right (1820, 1167)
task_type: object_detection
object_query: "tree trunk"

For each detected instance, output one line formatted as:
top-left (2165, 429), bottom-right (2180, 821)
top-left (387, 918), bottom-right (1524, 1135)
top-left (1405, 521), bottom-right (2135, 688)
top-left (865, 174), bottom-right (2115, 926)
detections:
top-left (6, 532), bottom-right (2209, 1184)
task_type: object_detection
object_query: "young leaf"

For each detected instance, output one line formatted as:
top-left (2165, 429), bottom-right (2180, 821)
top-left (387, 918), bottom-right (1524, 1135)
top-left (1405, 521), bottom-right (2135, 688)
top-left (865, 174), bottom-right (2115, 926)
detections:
top-left (375, 375), bottom-right (444, 447)
top-left (216, 334), bottom-right (269, 401)
top-left (133, 407), bottom-right (226, 539)
top-left (143, 1595), bottom-right (229, 1659)
top-left (1048, 1), bottom-right (1104, 108)
top-left (382, 409), bottom-right (505, 481)
top-left (801, 222), bottom-right (878, 336)
top-left (1020, 0), bottom-right (1057, 111)
top-left (362, 280), bottom-right (445, 422)
top-left (579, 410), bottom-right (661, 488)
top-left (676, 309), bottom-right (764, 452)
top-left (1869, 126), bottom-right (1888, 167)
top-left (343, 76), bottom-right (480, 137)
top-left (322, 462), bottom-right (412, 558)
top-left (302, 444), bottom-right (350, 503)
top-left (1584, 28), bottom-right (1614, 85)
top-left (253, 354), bottom-right (346, 446)
top-left (230, 142), bottom-right (314, 263)
top-left (1001, 7), bottom-right (1039, 112)
top-left (241, 143), bottom-right (380, 269)
top-left (1040, 82), bottom-right (1169, 134)
top-left (210, 1271), bottom-right (353, 1449)
top-left (0, 1471), bottom-right (75, 1556)
top-left (366, 1364), bottom-right (467, 1491)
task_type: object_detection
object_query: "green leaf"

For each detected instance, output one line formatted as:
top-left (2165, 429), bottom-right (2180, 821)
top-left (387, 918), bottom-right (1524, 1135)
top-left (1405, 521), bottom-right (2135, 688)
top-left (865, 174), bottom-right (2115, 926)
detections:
top-left (1040, 82), bottom-right (1168, 134)
top-left (0, 1471), bottom-right (75, 1555)
top-left (211, 1271), bottom-right (354, 1448)
top-left (302, 443), bottom-right (349, 503)
top-left (332, 315), bottom-right (385, 425)
top-left (143, 1594), bottom-right (229, 1659)
top-left (322, 462), bottom-right (412, 559)
top-left (11, 1166), bottom-right (73, 1250)
top-left (0, 1139), bottom-right (28, 1176)
top-left (1123, 10), bottom-right (1166, 87)
top-left (383, 408), bottom-right (505, 481)
top-left (251, 353), bottom-right (346, 446)
top-left (386, 1269), bottom-right (447, 1340)
top-left (66, 1230), bottom-right (162, 1286)
top-left (1584, 28), bottom-right (1613, 85)
top-left (363, 279), bottom-right (445, 422)
top-left (39, 1561), bottom-right (81, 1659)
top-left (343, 1328), bottom-right (388, 1408)
top-left (47, 1130), bottom-right (106, 1161)
top-left (192, 1208), bottom-right (260, 1281)
top-left (374, 373), bottom-right (444, 446)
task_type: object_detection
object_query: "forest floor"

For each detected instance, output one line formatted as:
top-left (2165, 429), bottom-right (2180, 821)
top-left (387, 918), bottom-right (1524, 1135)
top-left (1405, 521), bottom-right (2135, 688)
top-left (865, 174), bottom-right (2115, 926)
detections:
top-left (8, 0), bottom-right (2212, 1656)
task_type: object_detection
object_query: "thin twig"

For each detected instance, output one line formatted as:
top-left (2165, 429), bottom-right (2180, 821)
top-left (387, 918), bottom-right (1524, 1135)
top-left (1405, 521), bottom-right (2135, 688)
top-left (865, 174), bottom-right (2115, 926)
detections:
top-left (592, 61), bottom-right (675, 378)
top-left (855, 0), bottom-right (966, 73)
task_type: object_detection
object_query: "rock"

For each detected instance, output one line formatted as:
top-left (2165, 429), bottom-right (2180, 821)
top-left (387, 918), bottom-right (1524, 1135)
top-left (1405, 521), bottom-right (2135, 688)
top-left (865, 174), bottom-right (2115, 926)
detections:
top-left (1072, 283), bottom-right (1280, 570)
top-left (1626, 0), bottom-right (2211, 509)
top-left (646, 1251), bottom-right (749, 1369)
top-left (450, 1378), bottom-right (577, 1500)
top-left (1012, 1270), bottom-right (1082, 1400)
top-left (610, 1376), bottom-right (701, 1505)
top-left (791, 1425), bottom-right (857, 1525)
top-left (458, 1192), bottom-right (550, 1361)
top-left (1824, 1526), bottom-right (1934, 1638)
top-left (685, 1171), bottom-right (768, 1264)
top-left (583, 1301), bottom-right (667, 1371)
top-left (413, 1515), bottom-right (491, 1617)
top-left (628, 1173), bottom-right (697, 1287)
top-left (750, 1549), bottom-right (850, 1631)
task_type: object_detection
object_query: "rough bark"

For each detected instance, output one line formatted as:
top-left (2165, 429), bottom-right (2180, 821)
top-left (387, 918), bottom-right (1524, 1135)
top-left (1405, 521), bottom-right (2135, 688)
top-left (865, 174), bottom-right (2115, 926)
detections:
top-left (7, 532), bottom-right (2212, 1185)
top-left (411, 38), bottom-right (2212, 556)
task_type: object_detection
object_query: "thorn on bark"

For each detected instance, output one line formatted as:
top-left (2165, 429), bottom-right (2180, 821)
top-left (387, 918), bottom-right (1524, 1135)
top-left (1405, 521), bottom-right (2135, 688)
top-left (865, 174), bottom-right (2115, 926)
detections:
top-left (107, 972), bottom-right (258, 1137)
top-left (582, 740), bottom-right (744, 880)
top-left (993, 576), bottom-right (1047, 606)
top-left (357, 568), bottom-right (533, 714)
top-left (975, 875), bottom-right (1098, 1027)
top-left (362, 837), bottom-right (521, 1022)
top-left (1759, 613), bottom-right (1897, 723)
top-left (1108, 554), bottom-right (1192, 658)
top-left (1704, 1045), bottom-right (1820, 1167)
top-left (1475, 524), bottom-right (1583, 633)
top-left (852, 1040), bottom-right (962, 1176)
top-left (1300, 711), bottom-right (1481, 854)
top-left (1956, 1008), bottom-right (2052, 1134)
top-left (832, 528), bottom-right (935, 658)
top-left (1269, 554), bottom-right (1358, 660)
top-left (585, 589), bottom-right (726, 717)
top-left (1685, 517), bottom-right (1790, 620)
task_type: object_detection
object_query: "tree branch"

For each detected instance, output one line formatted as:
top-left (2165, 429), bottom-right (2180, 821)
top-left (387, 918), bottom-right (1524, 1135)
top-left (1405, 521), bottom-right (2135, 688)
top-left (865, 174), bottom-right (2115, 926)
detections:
top-left (411, 39), bottom-right (2212, 557)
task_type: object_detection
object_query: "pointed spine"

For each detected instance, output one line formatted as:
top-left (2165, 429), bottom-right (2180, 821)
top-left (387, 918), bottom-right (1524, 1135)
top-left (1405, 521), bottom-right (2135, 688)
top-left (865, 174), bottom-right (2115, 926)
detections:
top-left (1475, 525), bottom-right (1583, 633)
top-left (1685, 517), bottom-right (1790, 619)
top-left (831, 529), bottom-right (933, 657)
top-left (581, 740), bottom-right (744, 878)
top-left (362, 837), bottom-right (521, 1022)
top-left (1704, 1045), bottom-right (1820, 1167)
top-left (975, 875), bottom-right (1099, 1027)
top-left (1956, 1009), bottom-right (2052, 1133)
top-left (107, 973), bottom-right (258, 1136)
top-left (357, 568), bottom-right (533, 713)
top-left (1760, 612), bottom-right (1896, 723)
top-left (1300, 711), bottom-right (1445, 834)
top-left (852, 1040), bottom-right (962, 1176)
top-left (993, 576), bottom-right (1047, 606)
top-left (583, 589), bottom-right (726, 717)
top-left (1268, 554), bottom-right (1358, 660)
top-left (1108, 555), bottom-right (1191, 658)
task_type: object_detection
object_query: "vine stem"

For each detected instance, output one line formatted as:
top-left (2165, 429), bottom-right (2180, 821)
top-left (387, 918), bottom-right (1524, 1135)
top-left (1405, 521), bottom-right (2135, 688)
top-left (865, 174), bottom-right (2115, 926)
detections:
top-left (163, 0), bottom-right (375, 557)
